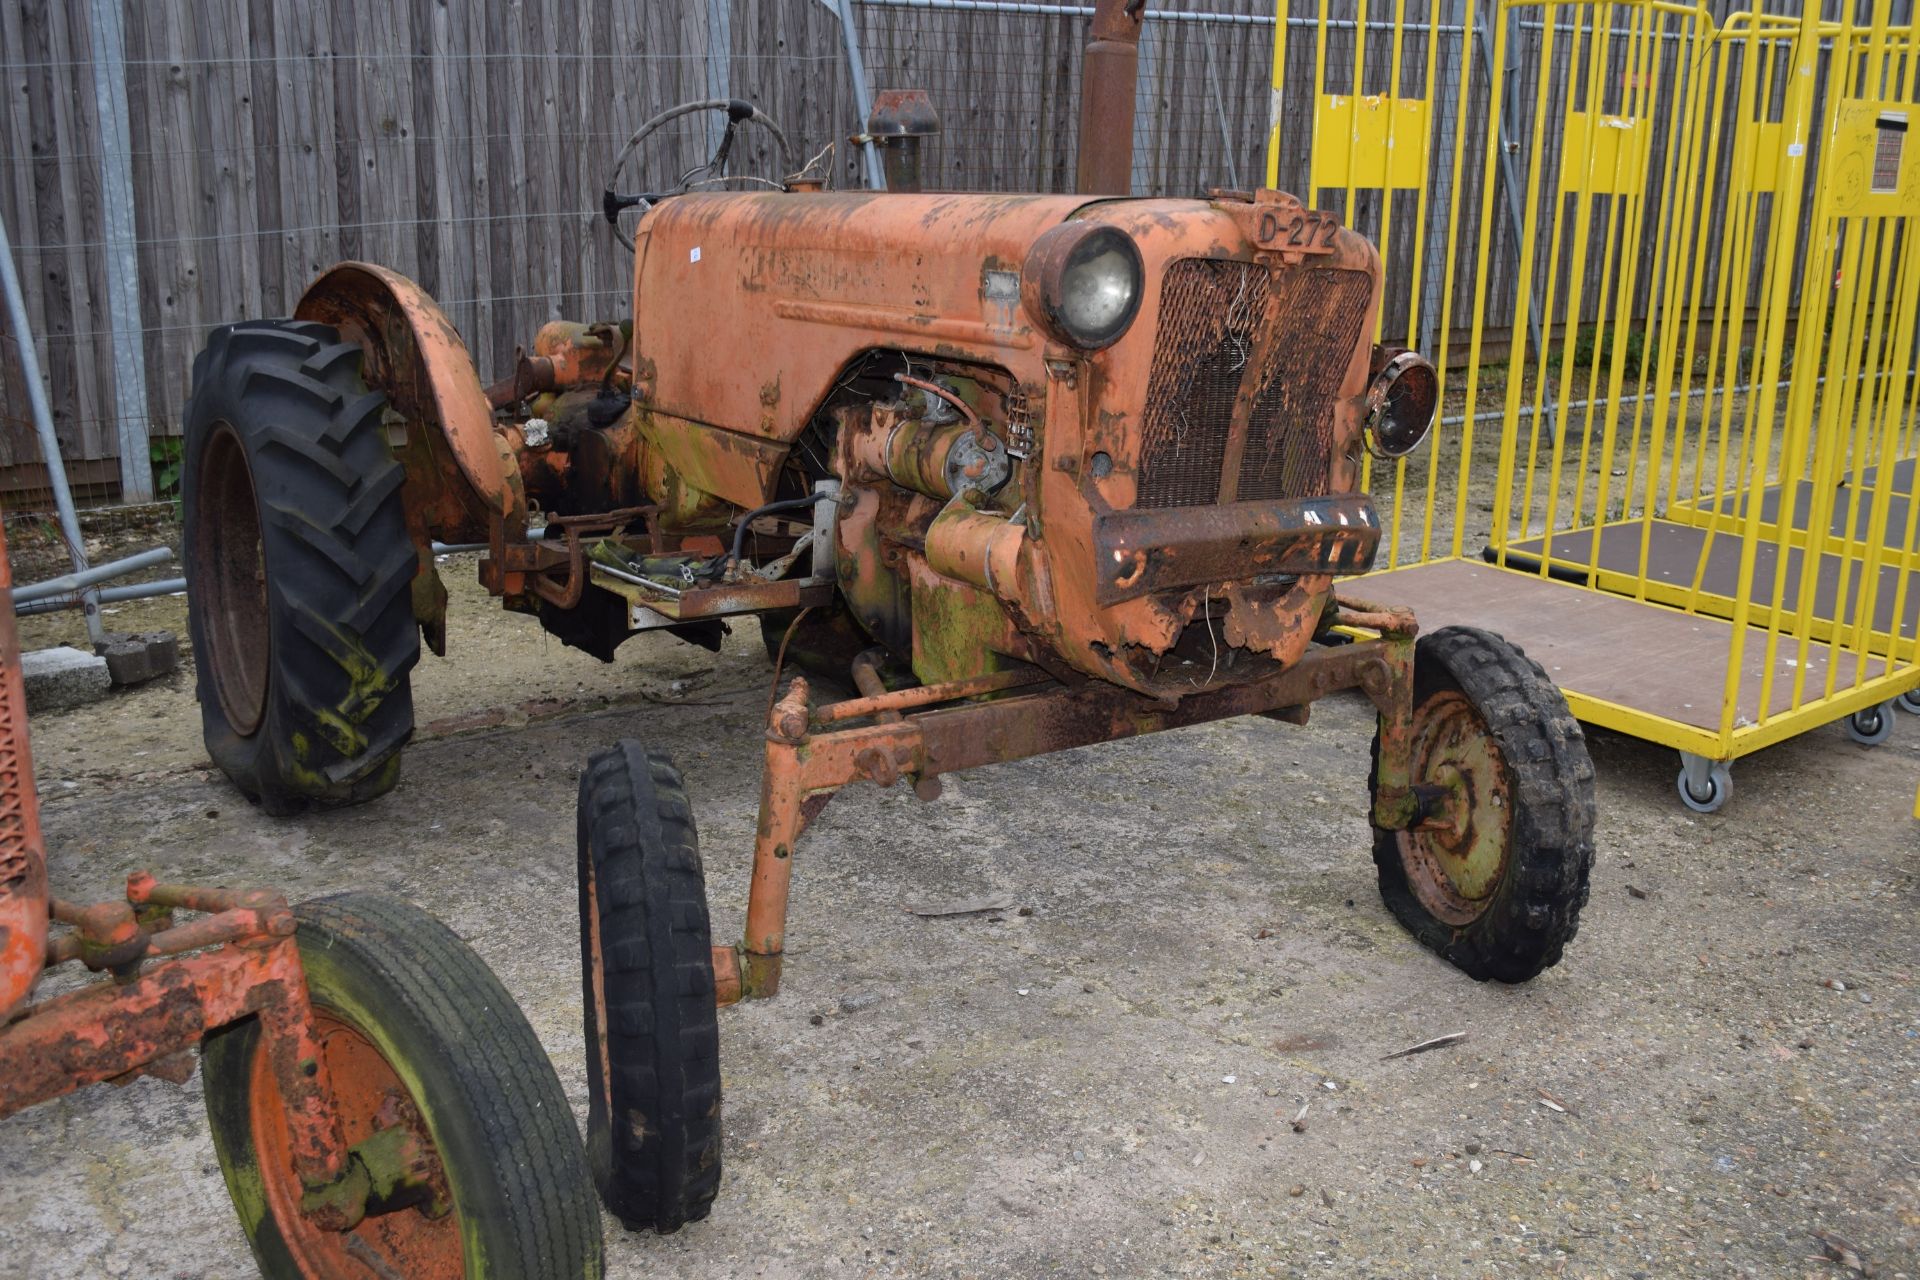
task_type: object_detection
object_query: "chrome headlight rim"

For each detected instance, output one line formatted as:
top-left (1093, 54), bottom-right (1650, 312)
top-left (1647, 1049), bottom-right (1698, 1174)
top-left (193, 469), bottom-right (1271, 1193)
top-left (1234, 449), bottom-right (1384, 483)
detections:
top-left (1021, 222), bottom-right (1145, 352)
top-left (1364, 348), bottom-right (1440, 460)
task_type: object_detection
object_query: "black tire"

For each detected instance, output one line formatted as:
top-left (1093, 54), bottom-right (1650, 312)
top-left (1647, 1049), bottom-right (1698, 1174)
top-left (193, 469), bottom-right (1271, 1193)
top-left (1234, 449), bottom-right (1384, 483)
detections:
top-left (577, 741), bottom-right (723, 1232)
top-left (182, 319), bottom-right (419, 815)
top-left (202, 892), bottom-right (603, 1278)
top-left (1369, 626), bottom-right (1596, 982)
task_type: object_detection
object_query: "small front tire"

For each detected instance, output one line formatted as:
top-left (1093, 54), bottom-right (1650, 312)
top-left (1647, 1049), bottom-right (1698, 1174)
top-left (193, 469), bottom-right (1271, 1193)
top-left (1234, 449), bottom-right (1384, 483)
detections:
top-left (577, 741), bottom-right (723, 1233)
top-left (1370, 626), bottom-right (1597, 983)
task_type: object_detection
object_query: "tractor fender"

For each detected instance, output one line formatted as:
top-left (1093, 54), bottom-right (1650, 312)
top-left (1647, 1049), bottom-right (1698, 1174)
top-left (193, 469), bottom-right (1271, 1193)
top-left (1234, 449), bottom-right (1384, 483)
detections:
top-left (295, 263), bottom-right (519, 542)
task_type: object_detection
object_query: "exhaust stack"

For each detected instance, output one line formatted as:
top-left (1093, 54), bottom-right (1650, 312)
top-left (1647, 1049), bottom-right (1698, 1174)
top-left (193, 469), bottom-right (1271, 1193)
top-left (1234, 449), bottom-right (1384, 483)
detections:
top-left (867, 89), bottom-right (942, 193)
top-left (1076, 0), bottom-right (1144, 195)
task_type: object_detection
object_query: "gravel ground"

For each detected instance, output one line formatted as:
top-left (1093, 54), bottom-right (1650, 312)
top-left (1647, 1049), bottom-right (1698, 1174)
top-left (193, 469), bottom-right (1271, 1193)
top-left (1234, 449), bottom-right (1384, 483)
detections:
top-left (1, 558), bottom-right (1915, 1279)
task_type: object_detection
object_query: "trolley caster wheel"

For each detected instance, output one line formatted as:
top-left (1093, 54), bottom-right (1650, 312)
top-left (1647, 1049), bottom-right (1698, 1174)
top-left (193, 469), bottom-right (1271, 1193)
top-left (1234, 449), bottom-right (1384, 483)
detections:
top-left (578, 741), bottom-right (723, 1234)
top-left (201, 893), bottom-right (604, 1278)
top-left (1897, 690), bottom-right (1920, 715)
top-left (1676, 756), bottom-right (1732, 814)
top-left (1847, 701), bottom-right (1895, 746)
top-left (1369, 626), bottom-right (1597, 984)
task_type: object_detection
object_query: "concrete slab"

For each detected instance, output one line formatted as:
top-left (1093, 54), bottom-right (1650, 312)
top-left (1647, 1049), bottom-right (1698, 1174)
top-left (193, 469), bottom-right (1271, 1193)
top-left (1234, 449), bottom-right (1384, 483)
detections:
top-left (20, 645), bottom-right (110, 713)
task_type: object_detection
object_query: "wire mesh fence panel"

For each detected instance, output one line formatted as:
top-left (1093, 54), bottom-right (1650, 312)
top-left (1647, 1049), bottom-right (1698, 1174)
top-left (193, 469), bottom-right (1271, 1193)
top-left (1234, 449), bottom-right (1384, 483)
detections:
top-left (850, 0), bottom-right (1282, 196)
top-left (0, 0), bottom-right (861, 517)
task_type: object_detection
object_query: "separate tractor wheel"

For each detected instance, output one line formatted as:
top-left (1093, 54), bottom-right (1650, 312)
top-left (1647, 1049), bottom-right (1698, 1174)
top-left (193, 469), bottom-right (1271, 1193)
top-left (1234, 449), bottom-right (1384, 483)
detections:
top-left (1847, 701), bottom-right (1895, 746)
top-left (202, 893), bottom-right (603, 1278)
top-left (1370, 626), bottom-right (1597, 983)
top-left (578, 741), bottom-right (723, 1233)
top-left (183, 320), bottom-right (419, 815)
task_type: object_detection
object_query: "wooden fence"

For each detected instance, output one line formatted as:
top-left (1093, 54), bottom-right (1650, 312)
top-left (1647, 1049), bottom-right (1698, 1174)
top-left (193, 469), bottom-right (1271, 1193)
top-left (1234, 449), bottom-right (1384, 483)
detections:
top-left (0, 0), bottom-right (1897, 507)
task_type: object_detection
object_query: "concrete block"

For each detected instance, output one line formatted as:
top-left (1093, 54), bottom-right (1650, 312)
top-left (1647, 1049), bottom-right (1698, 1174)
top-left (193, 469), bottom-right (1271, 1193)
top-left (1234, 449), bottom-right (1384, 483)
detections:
top-left (100, 629), bottom-right (179, 687)
top-left (21, 646), bottom-right (111, 713)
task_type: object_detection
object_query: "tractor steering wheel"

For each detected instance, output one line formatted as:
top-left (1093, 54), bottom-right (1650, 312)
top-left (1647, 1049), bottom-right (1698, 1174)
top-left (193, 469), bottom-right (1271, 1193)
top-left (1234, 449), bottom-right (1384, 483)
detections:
top-left (602, 98), bottom-right (793, 249)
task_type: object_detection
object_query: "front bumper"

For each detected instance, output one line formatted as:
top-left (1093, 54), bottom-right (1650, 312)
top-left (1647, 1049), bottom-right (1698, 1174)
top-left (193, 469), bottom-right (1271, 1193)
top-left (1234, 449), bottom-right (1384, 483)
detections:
top-left (1091, 493), bottom-right (1381, 606)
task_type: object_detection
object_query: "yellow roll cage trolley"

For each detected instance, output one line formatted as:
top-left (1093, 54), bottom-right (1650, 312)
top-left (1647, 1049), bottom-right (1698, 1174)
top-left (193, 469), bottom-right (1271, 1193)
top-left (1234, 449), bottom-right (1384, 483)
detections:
top-left (1269, 0), bottom-right (1920, 810)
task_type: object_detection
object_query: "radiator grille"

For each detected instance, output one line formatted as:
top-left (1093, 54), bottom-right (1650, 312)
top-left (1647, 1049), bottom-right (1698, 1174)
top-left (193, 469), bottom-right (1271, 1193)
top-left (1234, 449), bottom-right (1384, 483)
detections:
top-left (1134, 259), bottom-right (1371, 509)
top-left (1236, 268), bottom-right (1374, 502)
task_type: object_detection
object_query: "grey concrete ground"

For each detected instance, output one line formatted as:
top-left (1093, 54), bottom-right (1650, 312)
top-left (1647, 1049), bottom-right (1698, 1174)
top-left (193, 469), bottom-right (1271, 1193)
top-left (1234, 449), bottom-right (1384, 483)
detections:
top-left (1, 565), bottom-right (1916, 1279)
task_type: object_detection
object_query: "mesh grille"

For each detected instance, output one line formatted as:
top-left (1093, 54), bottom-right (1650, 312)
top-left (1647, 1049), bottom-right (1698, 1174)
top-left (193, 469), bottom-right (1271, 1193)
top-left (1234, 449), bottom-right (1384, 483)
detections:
top-left (1135, 259), bottom-right (1371, 510)
top-left (1236, 268), bottom-right (1375, 502)
top-left (0, 662), bottom-right (28, 895)
top-left (1135, 260), bottom-right (1268, 510)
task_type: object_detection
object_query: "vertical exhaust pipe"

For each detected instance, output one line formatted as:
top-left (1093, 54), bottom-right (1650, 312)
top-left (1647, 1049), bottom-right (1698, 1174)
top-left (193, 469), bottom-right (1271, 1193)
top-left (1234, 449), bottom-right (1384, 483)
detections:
top-left (867, 89), bottom-right (941, 193)
top-left (1076, 0), bottom-right (1145, 195)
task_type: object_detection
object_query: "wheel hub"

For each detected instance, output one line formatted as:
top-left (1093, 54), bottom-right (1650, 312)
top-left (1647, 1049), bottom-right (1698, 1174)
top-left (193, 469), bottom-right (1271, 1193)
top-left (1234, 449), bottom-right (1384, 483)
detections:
top-left (1396, 691), bottom-right (1511, 927)
top-left (250, 1007), bottom-right (463, 1277)
top-left (192, 423), bottom-right (271, 735)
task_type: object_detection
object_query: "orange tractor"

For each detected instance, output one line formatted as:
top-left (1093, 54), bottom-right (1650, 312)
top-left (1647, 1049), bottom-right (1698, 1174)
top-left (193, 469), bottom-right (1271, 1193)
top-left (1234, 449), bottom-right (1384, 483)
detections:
top-left (0, 516), bottom-right (602, 1277)
top-left (180, 93), bottom-right (1596, 1232)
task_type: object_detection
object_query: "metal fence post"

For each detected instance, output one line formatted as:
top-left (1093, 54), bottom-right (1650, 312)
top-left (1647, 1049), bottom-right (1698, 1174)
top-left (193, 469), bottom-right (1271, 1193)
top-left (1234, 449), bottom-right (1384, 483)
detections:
top-left (834, 0), bottom-right (889, 189)
top-left (1477, 5), bottom-right (1546, 365)
top-left (705, 0), bottom-right (734, 154)
top-left (0, 212), bottom-right (105, 646)
top-left (85, 0), bottom-right (153, 505)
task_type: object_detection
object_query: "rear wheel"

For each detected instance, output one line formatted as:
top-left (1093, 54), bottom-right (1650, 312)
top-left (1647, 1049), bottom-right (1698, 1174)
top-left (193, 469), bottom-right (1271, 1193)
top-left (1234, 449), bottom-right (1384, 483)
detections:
top-left (201, 892), bottom-right (603, 1278)
top-left (1370, 626), bottom-right (1596, 982)
top-left (183, 320), bottom-right (419, 815)
top-left (577, 741), bottom-right (723, 1233)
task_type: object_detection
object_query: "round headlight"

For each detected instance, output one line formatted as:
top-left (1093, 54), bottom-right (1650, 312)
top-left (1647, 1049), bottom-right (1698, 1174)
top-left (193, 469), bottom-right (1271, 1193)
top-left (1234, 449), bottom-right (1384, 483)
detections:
top-left (1022, 223), bottom-right (1144, 351)
top-left (1364, 348), bottom-right (1439, 459)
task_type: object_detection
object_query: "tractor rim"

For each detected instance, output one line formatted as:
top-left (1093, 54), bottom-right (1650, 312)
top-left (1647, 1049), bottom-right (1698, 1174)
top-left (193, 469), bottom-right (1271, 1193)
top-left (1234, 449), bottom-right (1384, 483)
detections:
top-left (1396, 690), bottom-right (1511, 927)
top-left (194, 424), bottom-right (270, 736)
top-left (248, 1007), bottom-right (464, 1277)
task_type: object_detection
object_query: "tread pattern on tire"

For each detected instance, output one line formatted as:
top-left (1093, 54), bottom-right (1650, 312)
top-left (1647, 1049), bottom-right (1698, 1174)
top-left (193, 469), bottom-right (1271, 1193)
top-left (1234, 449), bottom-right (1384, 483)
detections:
top-left (184, 320), bottom-right (418, 813)
top-left (1371, 625), bottom-right (1597, 983)
top-left (577, 741), bottom-right (722, 1233)
top-left (201, 892), bottom-right (603, 1278)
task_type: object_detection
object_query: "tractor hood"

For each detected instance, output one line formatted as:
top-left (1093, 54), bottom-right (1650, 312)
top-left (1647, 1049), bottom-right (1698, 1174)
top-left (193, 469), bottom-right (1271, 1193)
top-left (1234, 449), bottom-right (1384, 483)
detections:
top-left (631, 191), bottom-right (1091, 442)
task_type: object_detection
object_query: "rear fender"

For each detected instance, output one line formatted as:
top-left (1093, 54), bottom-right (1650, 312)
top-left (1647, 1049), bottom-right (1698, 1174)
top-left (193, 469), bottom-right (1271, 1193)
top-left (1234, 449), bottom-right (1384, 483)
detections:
top-left (295, 263), bottom-right (522, 545)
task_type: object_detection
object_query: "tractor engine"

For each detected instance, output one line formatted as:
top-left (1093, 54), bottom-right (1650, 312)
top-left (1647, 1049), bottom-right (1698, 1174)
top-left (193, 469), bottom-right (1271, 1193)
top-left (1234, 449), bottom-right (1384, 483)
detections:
top-left (497, 187), bottom-right (1437, 695)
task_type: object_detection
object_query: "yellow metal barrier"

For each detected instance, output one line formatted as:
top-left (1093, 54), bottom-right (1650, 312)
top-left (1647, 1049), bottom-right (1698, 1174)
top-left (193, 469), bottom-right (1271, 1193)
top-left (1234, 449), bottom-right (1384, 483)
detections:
top-left (1270, 0), bottom-right (1920, 810)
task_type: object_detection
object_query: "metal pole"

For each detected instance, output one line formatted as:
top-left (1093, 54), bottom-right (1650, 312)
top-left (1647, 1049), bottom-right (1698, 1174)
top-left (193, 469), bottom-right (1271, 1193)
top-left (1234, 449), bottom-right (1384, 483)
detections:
top-left (0, 211), bottom-right (105, 646)
top-left (85, 0), bottom-right (153, 504)
top-left (14, 577), bottom-right (184, 618)
top-left (11, 545), bottom-right (173, 606)
top-left (705, 0), bottom-right (733, 155)
top-left (1200, 28), bottom-right (1242, 192)
top-left (834, 0), bottom-right (889, 189)
top-left (1477, 9), bottom-right (1547, 364)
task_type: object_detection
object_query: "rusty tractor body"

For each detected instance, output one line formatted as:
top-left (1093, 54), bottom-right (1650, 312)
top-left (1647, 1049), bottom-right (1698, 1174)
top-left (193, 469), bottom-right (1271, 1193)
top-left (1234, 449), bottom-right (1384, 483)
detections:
top-left (181, 96), bottom-right (1595, 1234)
top-left (0, 520), bottom-right (602, 1275)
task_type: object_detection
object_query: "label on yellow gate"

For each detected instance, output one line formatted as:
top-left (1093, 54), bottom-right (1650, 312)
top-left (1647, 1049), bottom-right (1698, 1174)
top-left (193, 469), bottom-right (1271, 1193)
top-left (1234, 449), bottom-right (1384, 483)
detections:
top-left (1823, 99), bottom-right (1920, 218)
top-left (1559, 111), bottom-right (1650, 196)
top-left (1310, 94), bottom-right (1429, 192)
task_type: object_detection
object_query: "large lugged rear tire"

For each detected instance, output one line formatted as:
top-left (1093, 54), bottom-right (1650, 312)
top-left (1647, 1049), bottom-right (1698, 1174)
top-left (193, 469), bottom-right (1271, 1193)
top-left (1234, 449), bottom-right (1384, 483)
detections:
top-left (577, 741), bottom-right (723, 1233)
top-left (201, 892), bottom-right (604, 1278)
top-left (183, 320), bottom-right (419, 815)
top-left (1370, 626), bottom-right (1596, 982)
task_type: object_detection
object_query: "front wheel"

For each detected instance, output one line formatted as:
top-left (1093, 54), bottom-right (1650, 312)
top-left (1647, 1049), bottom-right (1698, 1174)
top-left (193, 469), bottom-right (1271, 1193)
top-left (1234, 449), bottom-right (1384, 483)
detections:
top-left (201, 893), bottom-right (603, 1278)
top-left (1370, 626), bottom-right (1596, 983)
top-left (183, 320), bottom-right (420, 815)
top-left (577, 741), bottom-right (723, 1233)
